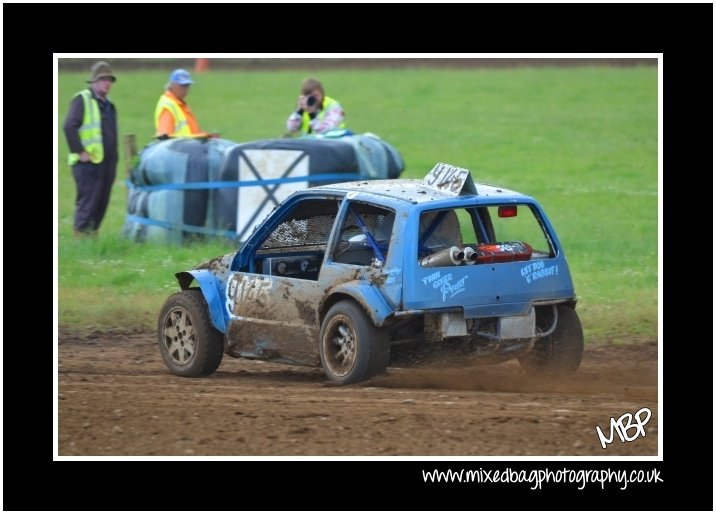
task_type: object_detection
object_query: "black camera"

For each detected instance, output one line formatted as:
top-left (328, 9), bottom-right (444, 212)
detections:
top-left (306, 95), bottom-right (317, 107)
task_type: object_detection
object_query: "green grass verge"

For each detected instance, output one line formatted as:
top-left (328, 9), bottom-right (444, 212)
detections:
top-left (57, 64), bottom-right (658, 343)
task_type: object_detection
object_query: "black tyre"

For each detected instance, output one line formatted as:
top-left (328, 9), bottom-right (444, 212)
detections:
top-left (319, 300), bottom-right (390, 385)
top-left (518, 305), bottom-right (584, 376)
top-left (157, 289), bottom-right (224, 377)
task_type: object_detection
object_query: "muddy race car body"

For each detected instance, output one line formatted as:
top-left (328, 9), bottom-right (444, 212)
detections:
top-left (159, 163), bottom-right (583, 384)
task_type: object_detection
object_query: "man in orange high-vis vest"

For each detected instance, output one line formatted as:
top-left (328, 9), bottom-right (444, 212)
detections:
top-left (154, 69), bottom-right (217, 139)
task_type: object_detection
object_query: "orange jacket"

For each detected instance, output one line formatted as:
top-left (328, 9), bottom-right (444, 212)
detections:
top-left (155, 91), bottom-right (205, 137)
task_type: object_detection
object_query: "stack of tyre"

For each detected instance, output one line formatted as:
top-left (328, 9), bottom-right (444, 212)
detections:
top-left (123, 137), bottom-right (236, 244)
top-left (124, 134), bottom-right (404, 244)
top-left (212, 134), bottom-right (405, 237)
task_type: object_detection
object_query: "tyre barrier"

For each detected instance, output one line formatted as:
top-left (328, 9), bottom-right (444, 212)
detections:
top-left (123, 133), bottom-right (404, 244)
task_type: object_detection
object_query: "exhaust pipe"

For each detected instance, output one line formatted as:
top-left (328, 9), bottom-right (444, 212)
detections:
top-left (462, 247), bottom-right (477, 265)
top-left (420, 246), bottom-right (464, 267)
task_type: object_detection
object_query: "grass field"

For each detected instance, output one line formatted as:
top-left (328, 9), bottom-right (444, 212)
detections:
top-left (57, 62), bottom-right (658, 343)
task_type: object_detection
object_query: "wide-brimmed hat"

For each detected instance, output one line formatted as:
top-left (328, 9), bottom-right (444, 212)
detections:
top-left (169, 68), bottom-right (194, 85)
top-left (86, 61), bottom-right (116, 83)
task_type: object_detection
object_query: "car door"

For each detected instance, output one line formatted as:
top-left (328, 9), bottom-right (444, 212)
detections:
top-left (225, 197), bottom-right (340, 366)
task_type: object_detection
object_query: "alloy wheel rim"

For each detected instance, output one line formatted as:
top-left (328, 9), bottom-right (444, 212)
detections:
top-left (162, 308), bottom-right (197, 365)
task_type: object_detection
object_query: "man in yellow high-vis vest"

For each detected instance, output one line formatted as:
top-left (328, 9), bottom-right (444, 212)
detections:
top-left (63, 61), bottom-right (119, 237)
top-left (286, 77), bottom-right (347, 136)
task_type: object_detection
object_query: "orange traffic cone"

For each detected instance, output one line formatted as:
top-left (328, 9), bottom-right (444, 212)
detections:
top-left (195, 58), bottom-right (209, 72)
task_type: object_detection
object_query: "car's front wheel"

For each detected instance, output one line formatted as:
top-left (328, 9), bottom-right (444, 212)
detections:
top-left (319, 300), bottom-right (389, 385)
top-left (158, 289), bottom-right (224, 377)
top-left (518, 305), bottom-right (584, 376)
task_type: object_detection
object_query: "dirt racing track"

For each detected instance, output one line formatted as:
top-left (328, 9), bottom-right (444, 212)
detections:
top-left (58, 329), bottom-right (657, 456)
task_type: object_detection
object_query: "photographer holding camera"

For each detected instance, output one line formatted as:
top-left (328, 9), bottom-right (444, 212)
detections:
top-left (286, 77), bottom-right (346, 136)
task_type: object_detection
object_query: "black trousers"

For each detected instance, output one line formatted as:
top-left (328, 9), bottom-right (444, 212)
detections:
top-left (72, 156), bottom-right (117, 232)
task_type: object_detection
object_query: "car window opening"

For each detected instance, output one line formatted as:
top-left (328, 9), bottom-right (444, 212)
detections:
top-left (418, 205), bottom-right (555, 267)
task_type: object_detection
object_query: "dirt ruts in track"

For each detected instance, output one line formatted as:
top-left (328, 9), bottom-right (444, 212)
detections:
top-left (58, 329), bottom-right (658, 456)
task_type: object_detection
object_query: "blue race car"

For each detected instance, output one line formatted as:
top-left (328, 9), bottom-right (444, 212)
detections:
top-left (158, 163), bottom-right (583, 385)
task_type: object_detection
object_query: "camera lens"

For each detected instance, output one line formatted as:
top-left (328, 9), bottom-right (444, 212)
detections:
top-left (306, 95), bottom-right (316, 107)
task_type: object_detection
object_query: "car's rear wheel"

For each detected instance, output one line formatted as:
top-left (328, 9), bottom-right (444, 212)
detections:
top-left (158, 289), bottom-right (224, 377)
top-left (319, 300), bottom-right (389, 385)
top-left (518, 305), bottom-right (584, 376)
